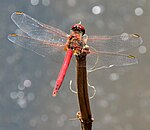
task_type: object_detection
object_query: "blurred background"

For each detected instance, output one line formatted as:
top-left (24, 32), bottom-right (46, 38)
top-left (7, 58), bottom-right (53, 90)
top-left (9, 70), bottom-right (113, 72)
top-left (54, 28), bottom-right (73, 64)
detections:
top-left (0, 0), bottom-right (149, 130)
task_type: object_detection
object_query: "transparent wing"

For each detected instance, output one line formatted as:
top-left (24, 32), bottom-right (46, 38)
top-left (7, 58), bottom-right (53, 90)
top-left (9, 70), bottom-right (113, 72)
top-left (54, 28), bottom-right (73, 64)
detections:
top-left (87, 49), bottom-right (138, 72)
top-left (11, 12), bottom-right (67, 43)
top-left (8, 33), bottom-right (65, 57)
top-left (87, 33), bottom-right (143, 52)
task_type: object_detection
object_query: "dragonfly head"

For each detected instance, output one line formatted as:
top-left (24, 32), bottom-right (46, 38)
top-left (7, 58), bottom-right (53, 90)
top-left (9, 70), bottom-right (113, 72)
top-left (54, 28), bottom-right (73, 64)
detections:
top-left (71, 22), bottom-right (85, 35)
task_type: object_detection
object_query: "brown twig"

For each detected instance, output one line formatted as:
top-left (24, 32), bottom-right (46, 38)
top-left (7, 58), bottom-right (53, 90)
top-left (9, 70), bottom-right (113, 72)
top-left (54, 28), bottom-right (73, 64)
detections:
top-left (76, 54), bottom-right (93, 130)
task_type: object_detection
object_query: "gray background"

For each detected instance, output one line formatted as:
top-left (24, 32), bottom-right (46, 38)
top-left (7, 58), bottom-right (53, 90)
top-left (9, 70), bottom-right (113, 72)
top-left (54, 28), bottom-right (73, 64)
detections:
top-left (0, 0), bottom-right (149, 130)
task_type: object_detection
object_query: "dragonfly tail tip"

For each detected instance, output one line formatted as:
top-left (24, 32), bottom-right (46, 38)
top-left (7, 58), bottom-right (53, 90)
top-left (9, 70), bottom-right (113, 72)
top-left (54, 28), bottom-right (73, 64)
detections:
top-left (52, 91), bottom-right (57, 96)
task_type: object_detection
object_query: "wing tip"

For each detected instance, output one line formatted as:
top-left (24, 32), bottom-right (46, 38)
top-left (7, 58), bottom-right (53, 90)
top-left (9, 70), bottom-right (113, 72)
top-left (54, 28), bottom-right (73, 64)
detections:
top-left (132, 34), bottom-right (143, 45)
top-left (8, 33), bottom-right (17, 37)
top-left (128, 55), bottom-right (138, 64)
top-left (13, 11), bottom-right (24, 15)
top-left (11, 12), bottom-right (23, 17)
top-left (132, 34), bottom-right (140, 38)
top-left (8, 33), bottom-right (17, 41)
top-left (128, 55), bottom-right (136, 59)
top-left (14, 11), bottom-right (23, 15)
top-left (11, 11), bottom-right (24, 22)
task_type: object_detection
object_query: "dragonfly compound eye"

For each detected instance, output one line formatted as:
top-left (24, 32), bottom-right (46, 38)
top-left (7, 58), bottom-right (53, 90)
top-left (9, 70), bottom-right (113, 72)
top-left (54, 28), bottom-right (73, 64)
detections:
top-left (71, 23), bottom-right (85, 35)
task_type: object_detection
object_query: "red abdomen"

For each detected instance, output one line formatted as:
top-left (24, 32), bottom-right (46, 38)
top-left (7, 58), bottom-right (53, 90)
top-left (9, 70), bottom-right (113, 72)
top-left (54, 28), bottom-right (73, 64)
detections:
top-left (52, 49), bottom-right (73, 96)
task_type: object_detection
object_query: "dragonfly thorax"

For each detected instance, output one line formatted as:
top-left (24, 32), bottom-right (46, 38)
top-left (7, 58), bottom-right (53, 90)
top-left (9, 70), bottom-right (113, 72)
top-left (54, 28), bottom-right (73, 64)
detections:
top-left (66, 34), bottom-right (89, 55)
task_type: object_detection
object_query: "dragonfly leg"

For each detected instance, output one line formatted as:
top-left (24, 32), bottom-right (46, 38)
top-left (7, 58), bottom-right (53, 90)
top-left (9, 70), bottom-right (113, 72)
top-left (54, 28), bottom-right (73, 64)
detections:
top-left (82, 44), bottom-right (90, 54)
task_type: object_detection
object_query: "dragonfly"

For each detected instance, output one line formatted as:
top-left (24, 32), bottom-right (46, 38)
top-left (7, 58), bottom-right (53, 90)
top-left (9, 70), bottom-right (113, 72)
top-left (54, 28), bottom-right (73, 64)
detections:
top-left (8, 12), bottom-right (143, 96)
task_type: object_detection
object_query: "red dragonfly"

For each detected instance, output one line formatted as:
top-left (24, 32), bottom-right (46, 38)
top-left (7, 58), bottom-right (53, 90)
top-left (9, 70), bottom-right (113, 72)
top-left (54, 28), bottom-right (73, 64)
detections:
top-left (8, 12), bottom-right (143, 96)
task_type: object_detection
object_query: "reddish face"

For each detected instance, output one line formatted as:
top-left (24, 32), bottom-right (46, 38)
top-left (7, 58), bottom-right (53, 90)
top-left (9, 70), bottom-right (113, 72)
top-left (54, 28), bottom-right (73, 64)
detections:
top-left (71, 23), bottom-right (85, 35)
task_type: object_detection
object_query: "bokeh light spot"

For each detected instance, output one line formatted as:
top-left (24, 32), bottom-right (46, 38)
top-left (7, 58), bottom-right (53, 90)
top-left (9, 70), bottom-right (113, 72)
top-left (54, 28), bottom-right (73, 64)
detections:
top-left (92, 6), bottom-right (102, 15)
top-left (10, 91), bottom-right (18, 99)
top-left (42, 0), bottom-right (50, 6)
top-left (30, 0), bottom-right (39, 6)
top-left (67, 0), bottom-right (76, 7)
top-left (41, 114), bottom-right (49, 122)
top-left (17, 91), bottom-right (25, 99)
top-left (109, 73), bottom-right (119, 81)
top-left (135, 7), bottom-right (143, 16)
top-left (30, 119), bottom-right (37, 127)
top-left (24, 80), bottom-right (32, 88)
top-left (18, 83), bottom-right (25, 90)
top-left (17, 98), bottom-right (27, 108)
top-left (138, 45), bottom-right (146, 54)
top-left (98, 99), bottom-right (109, 108)
top-left (27, 93), bottom-right (35, 101)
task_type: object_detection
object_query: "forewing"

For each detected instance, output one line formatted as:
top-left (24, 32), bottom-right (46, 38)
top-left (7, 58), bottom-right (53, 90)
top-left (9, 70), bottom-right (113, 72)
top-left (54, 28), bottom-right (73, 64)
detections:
top-left (87, 33), bottom-right (143, 52)
top-left (11, 12), bottom-right (67, 43)
top-left (8, 33), bottom-right (65, 57)
top-left (87, 50), bottom-right (138, 72)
